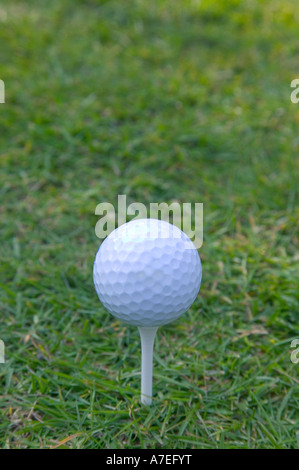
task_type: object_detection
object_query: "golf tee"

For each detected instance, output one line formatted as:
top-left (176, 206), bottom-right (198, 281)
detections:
top-left (138, 326), bottom-right (158, 405)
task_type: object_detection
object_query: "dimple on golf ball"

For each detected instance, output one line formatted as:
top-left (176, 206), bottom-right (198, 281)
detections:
top-left (93, 218), bottom-right (202, 327)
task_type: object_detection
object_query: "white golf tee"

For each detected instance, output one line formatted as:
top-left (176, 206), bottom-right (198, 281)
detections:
top-left (138, 326), bottom-right (158, 405)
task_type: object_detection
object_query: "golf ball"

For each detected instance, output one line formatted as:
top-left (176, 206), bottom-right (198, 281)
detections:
top-left (93, 218), bottom-right (202, 327)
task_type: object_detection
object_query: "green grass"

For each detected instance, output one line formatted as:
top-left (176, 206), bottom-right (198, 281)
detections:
top-left (0, 0), bottom-right (298, 449)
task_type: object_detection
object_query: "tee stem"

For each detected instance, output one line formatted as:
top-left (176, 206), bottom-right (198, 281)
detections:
top-left (138, 326), bottom-right (158, 405)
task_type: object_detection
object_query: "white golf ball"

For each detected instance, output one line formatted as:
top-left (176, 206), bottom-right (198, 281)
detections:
top-left (93, 218), bottom-right (202, 327)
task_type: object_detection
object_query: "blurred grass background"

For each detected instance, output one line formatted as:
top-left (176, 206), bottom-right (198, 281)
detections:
top-left (0, 0), bottom-right (298, 448)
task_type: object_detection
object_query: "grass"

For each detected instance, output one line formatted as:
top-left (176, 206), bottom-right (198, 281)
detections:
top-left (0, 0), bottom-right (298, 449)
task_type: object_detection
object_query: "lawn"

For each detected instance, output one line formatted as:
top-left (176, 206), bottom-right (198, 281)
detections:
top-left (0, 0), bottom-right (298, 449)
